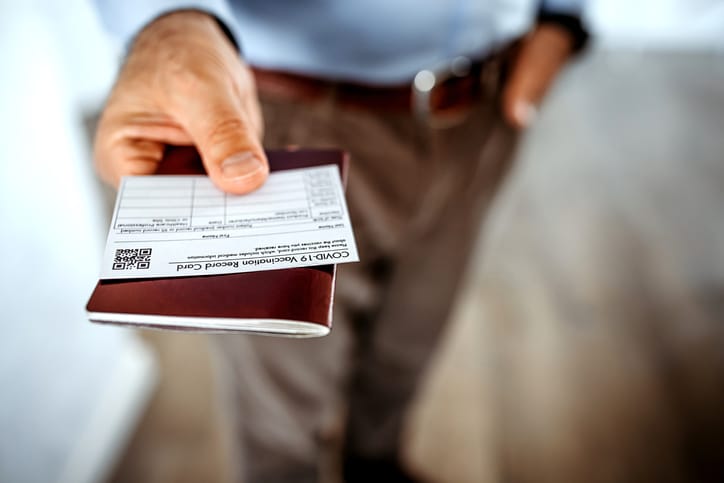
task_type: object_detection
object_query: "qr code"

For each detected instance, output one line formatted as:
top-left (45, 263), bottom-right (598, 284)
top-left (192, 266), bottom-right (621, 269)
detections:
top-left (112, 248), bottom-right (152, 270)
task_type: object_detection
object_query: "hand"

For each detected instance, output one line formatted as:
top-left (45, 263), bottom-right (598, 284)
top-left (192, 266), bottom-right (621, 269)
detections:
top-left (94, 11), bottom-right (268, 194)
top-left (501, 23), bottom-right (576, 129)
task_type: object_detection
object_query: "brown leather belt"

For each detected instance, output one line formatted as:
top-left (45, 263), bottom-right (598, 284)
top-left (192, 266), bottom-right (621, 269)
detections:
top-left (251, 54), bottom-right (505, 119)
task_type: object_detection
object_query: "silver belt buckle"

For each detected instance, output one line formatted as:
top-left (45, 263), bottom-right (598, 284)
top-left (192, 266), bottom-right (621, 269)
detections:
top-left (412, 56), bottom-right (473, 124)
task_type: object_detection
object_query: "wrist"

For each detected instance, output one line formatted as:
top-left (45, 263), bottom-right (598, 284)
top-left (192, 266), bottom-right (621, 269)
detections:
top-left (527, 23), bottom-right (577, 62)
top-left (535, 11), bottom-right (589, 53)
top-left (131, 10), bottom-right (234, 57)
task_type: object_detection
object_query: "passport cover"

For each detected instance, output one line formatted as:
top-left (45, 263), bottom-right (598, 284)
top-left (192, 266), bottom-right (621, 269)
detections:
top-left (86, 147), bottom-right (349, 337)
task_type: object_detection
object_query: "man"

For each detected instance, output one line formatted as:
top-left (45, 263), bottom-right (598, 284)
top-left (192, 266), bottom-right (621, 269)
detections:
top-left (93, 1), bottom-right (587, 482)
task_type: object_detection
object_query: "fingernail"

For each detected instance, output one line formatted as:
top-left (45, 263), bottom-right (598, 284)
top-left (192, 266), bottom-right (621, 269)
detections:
top-left (513, 101), bottom-right (537, 127)
top-left (221, 152), bottom-right (264, 180)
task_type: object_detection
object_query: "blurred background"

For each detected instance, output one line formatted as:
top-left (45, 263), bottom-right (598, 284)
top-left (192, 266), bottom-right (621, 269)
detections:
top-left (1, 1), bottom-right (722, 482)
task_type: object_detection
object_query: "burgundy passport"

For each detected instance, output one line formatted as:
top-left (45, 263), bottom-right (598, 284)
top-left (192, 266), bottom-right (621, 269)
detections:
top-left (86, 147), bottom-right (349, 337)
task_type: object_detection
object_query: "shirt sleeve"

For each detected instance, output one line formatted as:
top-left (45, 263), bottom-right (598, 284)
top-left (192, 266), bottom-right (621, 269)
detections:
top-left (537, 0), bottom-right (588, 51)
top-left (93, 0), bottom-right (240, 49)
top-left (539, 0), bottom-right (584, 15)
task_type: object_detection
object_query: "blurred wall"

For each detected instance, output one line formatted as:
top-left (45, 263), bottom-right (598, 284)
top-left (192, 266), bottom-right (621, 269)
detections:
top-left (586, 0), bottom-right (724, 50)
top-left (0, 2), bottom-right (155, 483)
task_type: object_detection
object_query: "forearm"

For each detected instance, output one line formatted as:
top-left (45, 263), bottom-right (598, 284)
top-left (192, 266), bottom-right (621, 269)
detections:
top-left (500, 1), bottom-right (589, 128)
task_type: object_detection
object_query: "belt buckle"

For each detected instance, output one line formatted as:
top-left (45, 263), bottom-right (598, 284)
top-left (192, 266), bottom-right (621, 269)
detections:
top-left (412, 56), bottom-right (475, 126)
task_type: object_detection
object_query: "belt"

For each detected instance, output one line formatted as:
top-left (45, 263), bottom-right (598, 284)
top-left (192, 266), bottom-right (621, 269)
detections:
top-left (251, 54), bottom-right (506, 122)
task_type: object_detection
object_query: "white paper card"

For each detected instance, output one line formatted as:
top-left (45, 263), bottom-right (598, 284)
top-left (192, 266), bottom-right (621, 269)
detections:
top-left (100, 165), bottom-right (359, 280)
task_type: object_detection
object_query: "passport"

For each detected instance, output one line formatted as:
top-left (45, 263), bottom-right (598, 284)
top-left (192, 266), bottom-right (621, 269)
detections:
top-left (86, 146), bottom-right (350, 337)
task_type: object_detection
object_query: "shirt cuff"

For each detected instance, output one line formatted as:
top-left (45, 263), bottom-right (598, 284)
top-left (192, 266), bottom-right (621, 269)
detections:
top-left (94, 0), bottom-right (240, 51)
top-left (537, 1), bottom-right (589, 53)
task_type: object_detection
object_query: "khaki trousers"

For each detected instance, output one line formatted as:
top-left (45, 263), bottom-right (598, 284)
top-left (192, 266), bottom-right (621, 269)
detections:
top-left (210, 77), bottom-right (517, 483)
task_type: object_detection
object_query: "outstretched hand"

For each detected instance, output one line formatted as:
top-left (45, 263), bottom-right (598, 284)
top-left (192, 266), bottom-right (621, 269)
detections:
top-left (94, 11), bottom-right (268, 194)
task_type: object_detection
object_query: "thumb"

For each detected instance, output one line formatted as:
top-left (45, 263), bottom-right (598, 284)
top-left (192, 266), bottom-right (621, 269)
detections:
top-left (179, 83), bottom-right (268, 194)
